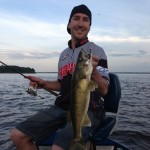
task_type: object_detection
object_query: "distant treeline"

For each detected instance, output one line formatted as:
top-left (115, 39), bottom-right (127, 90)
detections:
top-left (0, 65), bottom-right (35, 73)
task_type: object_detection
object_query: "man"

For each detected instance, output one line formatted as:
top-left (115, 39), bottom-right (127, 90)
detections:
top-left (11, 4), bottom-right (109, 150)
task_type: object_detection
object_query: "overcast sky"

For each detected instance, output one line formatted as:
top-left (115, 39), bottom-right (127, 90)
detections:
top-left (0, 0), bottom-right (150, 72)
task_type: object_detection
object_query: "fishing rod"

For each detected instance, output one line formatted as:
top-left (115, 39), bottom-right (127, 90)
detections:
top-left (0, 60), bottom-right (27, 78)
top-left (0, 60), bottom-right (58, 97)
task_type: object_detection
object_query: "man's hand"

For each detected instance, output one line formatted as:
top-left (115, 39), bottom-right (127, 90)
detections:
top-left (91, 55), bottom-right (108, 96)
top-left (25, 76), bottom-right (45, 89)
top-left (92, 55), bottom-right (99, 70)
top-left (91, 55), bottom-right (99, 80)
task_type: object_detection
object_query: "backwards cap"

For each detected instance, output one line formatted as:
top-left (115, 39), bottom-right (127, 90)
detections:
top-left (67, 4), bottom-right (92, 34)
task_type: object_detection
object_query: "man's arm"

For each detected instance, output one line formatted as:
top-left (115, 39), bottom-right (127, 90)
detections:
top-left (41, 80), bottom-right (61, 92)
top-left (25, 76), bottom-right (61, 93)
top-left (91, 56), bottom-right (109, 96)
top-left (91, 69), bottom-right (108, 96)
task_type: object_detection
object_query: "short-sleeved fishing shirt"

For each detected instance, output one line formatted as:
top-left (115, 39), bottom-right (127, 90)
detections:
top-left (55, 38), bottom-right (109, 111)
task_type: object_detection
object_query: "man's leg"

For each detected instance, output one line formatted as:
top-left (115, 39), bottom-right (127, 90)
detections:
top-left (10, 105), bottom-right (66, 150)
top-left (52, 144), bottom-right (63, 150)
top-left (11, 128), bottom-right (37, 150)
top-left (52, 111), bottom-right (101, 150)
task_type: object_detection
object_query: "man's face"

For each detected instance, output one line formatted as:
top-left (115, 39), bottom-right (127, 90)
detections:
top-left (68, 13), bottom-right (90, 41)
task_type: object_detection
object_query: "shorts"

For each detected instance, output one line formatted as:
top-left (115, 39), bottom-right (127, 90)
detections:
top-left (53, 111), bottom-right (101, 150)
top-left (16, 105), bottom-right (67, 143)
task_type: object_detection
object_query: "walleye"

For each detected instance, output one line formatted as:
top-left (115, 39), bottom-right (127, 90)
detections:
top-left (69, 50), bottom-right (97, 150)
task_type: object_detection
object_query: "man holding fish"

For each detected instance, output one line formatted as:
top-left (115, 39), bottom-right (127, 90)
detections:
top-left (11, 4), bottom-right (109, 150)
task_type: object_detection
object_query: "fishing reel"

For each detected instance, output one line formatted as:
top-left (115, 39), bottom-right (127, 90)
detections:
top-left (26, 85), bottom-right (44, 99)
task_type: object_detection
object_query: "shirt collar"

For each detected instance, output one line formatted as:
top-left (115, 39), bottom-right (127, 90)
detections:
top-left (68, 38), bottom-right (89, 49)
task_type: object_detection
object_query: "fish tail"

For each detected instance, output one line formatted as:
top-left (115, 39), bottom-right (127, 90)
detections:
top-left (69, 138), bottom-right (86, 150)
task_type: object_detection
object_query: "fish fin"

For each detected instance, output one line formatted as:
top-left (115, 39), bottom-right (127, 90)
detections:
top-left (83, 114), bottom-right (91, 126)
top-left (89, 81), bottom-right (98, 91)
top-left (69, 138), bottom-right (86, 150)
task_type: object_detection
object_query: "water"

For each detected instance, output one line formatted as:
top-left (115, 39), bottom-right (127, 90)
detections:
top-left (0, 73), bottom-right (150, 150)
top-left (110, 73), bottom-right (150, 149)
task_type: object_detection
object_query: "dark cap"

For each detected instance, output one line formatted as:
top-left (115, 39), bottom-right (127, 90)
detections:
top-left (67, 4), bottom-right (92, 34)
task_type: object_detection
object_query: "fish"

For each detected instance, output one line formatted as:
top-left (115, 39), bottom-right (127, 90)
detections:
top-left (69, 50), bottom-right (97, 150)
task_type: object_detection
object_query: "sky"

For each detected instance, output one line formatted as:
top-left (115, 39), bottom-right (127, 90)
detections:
top-left (0, 0), bottom-right (150, 72)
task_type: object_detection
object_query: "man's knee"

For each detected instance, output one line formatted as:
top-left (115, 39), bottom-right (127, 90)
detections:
top-left (52, 144), bottom-right (63, 150)
top-left (10, 128), bottom-right (30, 144)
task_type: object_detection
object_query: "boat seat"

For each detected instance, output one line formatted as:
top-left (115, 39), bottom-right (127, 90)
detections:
top-left (89, 73), bottom-right (130, 149)
top-left (91, 116), bottom-right (116, 142)
top-left (36, 73), bottom-right (130, 150)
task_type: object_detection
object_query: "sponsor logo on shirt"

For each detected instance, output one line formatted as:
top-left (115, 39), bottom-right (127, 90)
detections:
top-left (60, 54), bottom-right (69, 61)
top-left (59, 63), bottom-right (76, 78)
top-left (96, 66), bottom-right (109, 74)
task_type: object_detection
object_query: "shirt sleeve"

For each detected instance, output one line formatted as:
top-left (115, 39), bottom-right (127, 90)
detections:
top-left (93, 46), bottom-right (110, 81)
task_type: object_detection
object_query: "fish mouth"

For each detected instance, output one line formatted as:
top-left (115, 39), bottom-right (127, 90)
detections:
top-left (81, 49), bottom-right (92, 59)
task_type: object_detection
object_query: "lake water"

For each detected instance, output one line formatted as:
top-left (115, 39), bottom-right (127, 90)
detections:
top-left (0, 73), bottom-right (150, 150)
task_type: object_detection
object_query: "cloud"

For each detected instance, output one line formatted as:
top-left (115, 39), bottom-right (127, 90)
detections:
top-left (139, 50), bottom-right (148, 55)
top-left (0, 2), bottom-right (150, 73)
top-left (108, 49), bottom-right (149, 58)
top-left (90, 27), bottom-right (150, 43)
top-left (0, 11), bottom-right (69, 51)
top-left (0, 49), bottom-right (61, 59)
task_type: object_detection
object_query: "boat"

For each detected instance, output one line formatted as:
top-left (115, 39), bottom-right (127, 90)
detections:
top-left (36, 73), bottom-right (131, 150)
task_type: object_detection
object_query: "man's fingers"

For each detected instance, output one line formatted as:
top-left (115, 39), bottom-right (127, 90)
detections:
top-left (92, 55), bottom-right (99, 61)
top-left (29, 82), bottom-right (38, 88)
top-left (25, 76), bottom-right (33, 81)
top-left (92, 56), bottom-right (99, 68)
